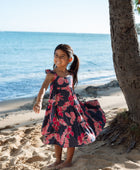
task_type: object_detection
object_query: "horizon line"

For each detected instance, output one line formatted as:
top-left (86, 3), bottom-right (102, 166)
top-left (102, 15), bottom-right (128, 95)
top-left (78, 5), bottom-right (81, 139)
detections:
top-left (0, 30), bottom-right (110, 35)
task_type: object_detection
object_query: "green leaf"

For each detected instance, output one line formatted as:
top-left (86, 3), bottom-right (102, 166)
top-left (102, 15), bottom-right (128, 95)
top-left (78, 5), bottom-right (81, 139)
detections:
top-left (135, 0), bottom-right (139, 5)
top-left (138, 7), bottom-right (140, 13)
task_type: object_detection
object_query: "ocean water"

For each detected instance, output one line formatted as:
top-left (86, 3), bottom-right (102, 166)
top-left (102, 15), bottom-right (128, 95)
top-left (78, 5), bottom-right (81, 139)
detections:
top-left (0, 31), bottom-right (137, 102)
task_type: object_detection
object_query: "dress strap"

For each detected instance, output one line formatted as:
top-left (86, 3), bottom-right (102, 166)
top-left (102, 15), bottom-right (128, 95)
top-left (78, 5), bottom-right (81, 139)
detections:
top-left (45, 69), bottom-right (55, 74)
top-left (45, 69), bottom-right (57, 82)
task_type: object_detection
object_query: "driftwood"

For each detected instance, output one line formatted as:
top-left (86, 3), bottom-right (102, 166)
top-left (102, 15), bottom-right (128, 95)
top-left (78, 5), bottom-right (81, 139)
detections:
top-left (97, 111), bottom-right (140, 152)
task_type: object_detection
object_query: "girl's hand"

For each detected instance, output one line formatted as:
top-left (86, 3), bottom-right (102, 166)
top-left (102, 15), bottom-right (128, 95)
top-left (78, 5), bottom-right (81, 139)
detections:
top-left (33, 103), bottom-right (41, 114)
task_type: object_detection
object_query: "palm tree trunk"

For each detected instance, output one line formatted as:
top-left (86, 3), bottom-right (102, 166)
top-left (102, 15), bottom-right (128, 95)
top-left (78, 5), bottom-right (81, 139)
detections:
top-left (108, 0), bottom-right (140, 123)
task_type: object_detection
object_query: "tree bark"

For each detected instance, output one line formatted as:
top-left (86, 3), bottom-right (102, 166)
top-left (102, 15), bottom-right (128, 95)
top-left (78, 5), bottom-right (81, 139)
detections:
top-left (108, 0), bottom-right (140, 123)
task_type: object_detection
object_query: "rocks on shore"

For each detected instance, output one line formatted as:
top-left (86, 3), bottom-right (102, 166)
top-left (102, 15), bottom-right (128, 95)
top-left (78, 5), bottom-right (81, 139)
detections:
top-left (85, 80), bottom-right (119, 98)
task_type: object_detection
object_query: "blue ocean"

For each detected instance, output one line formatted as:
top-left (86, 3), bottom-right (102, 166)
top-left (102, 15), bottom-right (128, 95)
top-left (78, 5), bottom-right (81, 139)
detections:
top-left (0, 32), bottom-right (139, 102)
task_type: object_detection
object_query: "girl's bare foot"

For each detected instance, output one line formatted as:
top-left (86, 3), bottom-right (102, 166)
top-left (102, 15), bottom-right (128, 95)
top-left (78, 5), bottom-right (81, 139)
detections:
top-left (56, 161), bottom-right (72, 169)
top-left (47, 160), bottom-right (64, 168)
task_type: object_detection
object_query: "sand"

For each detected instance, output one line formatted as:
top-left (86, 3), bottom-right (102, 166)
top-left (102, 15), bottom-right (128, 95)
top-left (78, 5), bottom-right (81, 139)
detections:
top-left (0, 84), bottom-right (140, 170)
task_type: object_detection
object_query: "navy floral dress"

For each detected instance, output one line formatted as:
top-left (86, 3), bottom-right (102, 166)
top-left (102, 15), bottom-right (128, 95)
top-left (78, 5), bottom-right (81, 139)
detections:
top-left (41, 69), bottom-right (106, 148)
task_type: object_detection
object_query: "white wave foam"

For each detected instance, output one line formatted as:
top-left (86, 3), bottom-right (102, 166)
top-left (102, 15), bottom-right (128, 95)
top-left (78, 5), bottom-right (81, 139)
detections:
top-left (0, 72), bottom-right (45, 84)
top-left (79, 70), bottom-right (115, 81)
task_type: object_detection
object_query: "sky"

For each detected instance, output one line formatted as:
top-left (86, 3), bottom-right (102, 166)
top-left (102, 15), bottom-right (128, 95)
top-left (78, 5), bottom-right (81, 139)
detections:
top-left (0, 0), bottom-right (139, 34)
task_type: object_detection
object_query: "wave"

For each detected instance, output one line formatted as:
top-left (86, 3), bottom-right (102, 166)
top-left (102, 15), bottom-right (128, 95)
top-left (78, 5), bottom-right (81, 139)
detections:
top-left (0, 72), bottom-right (45, 84)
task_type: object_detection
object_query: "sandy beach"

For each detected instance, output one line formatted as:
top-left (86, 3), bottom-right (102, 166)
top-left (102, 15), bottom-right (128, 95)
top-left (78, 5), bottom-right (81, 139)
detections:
top-left (0, 83), bottom-right (140, 170)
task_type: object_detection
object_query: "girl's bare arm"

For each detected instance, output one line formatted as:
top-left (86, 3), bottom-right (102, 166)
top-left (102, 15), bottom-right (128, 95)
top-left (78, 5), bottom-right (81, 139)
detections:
top-left (33, 73), bottom-right (54, 113)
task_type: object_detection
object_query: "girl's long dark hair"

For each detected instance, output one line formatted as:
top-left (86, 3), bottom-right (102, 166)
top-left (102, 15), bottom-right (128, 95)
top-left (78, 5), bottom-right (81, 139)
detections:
top-left (53, 44), bottom-right (79, 86)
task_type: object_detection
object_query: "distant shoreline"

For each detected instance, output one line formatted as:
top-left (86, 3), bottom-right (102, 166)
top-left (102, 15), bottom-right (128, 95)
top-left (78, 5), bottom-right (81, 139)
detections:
top-left (1, 30), bottom-right (140, 35)
top-left (0, 30), bottom-right (111, 35)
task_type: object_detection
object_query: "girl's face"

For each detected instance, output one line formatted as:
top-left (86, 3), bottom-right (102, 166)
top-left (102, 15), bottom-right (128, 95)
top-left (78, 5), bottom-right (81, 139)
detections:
top-left (54, 49), bottom-right (71, 69)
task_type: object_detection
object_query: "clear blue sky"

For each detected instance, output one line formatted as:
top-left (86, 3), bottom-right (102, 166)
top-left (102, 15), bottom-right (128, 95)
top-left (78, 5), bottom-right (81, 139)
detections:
top-left (0, 0), bottom-right (139, 33)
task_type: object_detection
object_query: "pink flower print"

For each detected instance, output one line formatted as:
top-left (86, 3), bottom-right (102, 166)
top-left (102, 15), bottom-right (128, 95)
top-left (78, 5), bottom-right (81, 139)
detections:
top-left (54, 126), bottom-right (59, 131)
top-left (83, 114), bottom-right (88, 122)
top-left (98, 124), bottom-right (102, 129)
top-left (53, 117), bottom-right (57, 122)
top-left (71, 101), bottom-right (74, 106)
top-left (94, 122), bottom-right (102, 136)
top-left (55, 134), bottom-right (60, 142)
top-left (55, 93), bottom-right (63, 102)
top-left (52, 119), bottom-right (60, 131)
top-left (64, 138), bottom-right (69, 148)
top-left (70, 131), bottom-right (74, 136)
top-left (47, 104), bottom-right (51, 110)
top-left (66, 85), bottom-right (73, 94)
top-left (92, 100), bottom-right (99, 106)
top-left (48, 99), bottom-right (52, 104)
top-left (62, 101), bottom-right (71, 111)
top-left (92, 108), bottom-right (98, 113)
top-left (67, 126), bottom-right (72, 132)
top-left (66, 134), bottom-right (70, 139)
top-left (99, 121), bottom-right (102, 125)
top-left (70, 112), bottom-right (76, 124)
top-left (79, 101), bottom-right (84, 106)
top-left (50, 84), bottom-right (53, 89)
top-left (86, 121), bottom-right (90, 127)
top-left (45, 133), bottom-right (54, 143)
top-left (77, 116), bottom-right (82, 123)
top-left (65, 79), bottom-right (69, 84)
top-left (53, 117), bottom-right (60, 125)
top-left (65, 112), bottom-right (71, 118)
top-left (57, 107), bottom-right (63, 117)
top-left (58, 112), bottom-right (63, 117)
top-left (81, 133), bottom-right (84, 138)
top-left (102, 114), bottom-right (106, 123)
top-left (83, 140), bottom-right (88, 144)
top-left (74, 103), bottom-right (82, 112)
top-left (50, 84), bottom-right (53, 94)
top-left (70, 112), bottom-right (75, 119)
top-left (59, 119), bottom-right (67, 126)
top-left (80, 122), bottom-right (86, 128)
top-left (61, 128), bottom-right (67, 144)
top-left (80, 108), bottom-right (83, 113)
top-left (56, 121), bottom-right (60, 126)
top-left (73, 94), bottom-right (77, 99)
top-left (68, 96), bottom-right (74, 101)
top-left (60, 135), bottom-right (64, 145)
top-left (94, 122), bottom-right (99, 127)
top-left (41, 122), bottom-right (50, 135)
top-left (57, 77), bottom-right (64, 85)
top-left (57, 107), bottom-right (62, 112)
top-left (78, 136), bottom-right (82, 145)
top-left (78, 133), bottom-right (85, 145)
top-left (45, 109), bottom-right (51, 116)
top-left (61, 85), bottom-right (71, 93)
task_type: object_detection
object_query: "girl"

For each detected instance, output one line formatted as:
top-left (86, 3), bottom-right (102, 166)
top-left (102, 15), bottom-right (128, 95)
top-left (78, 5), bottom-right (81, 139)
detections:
top-left (33, 44), bottom-right (106, 169)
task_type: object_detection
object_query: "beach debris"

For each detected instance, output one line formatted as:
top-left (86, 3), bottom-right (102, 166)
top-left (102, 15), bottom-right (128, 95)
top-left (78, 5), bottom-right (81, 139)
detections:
top-left (0, 125), bottom-right (14, 131)
top-left (85, 86), bottom-right (98, 97)
top-left (97, 110), bottom-right (140, 152)
top-left (26, 155), bottom-right (45, 163)
top-left (24, 127), bottom-right (35, 134)
top-left (85, 80), bottom-right (119, 97)
top-left (127, 139), bottom-right (136, 153)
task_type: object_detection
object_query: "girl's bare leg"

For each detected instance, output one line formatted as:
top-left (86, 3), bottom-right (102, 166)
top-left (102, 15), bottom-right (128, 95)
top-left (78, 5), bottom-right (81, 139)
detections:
top-left (47, 145), bottom-right (63, 167)
top-left (56, 147), bottom-right (75, 169)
